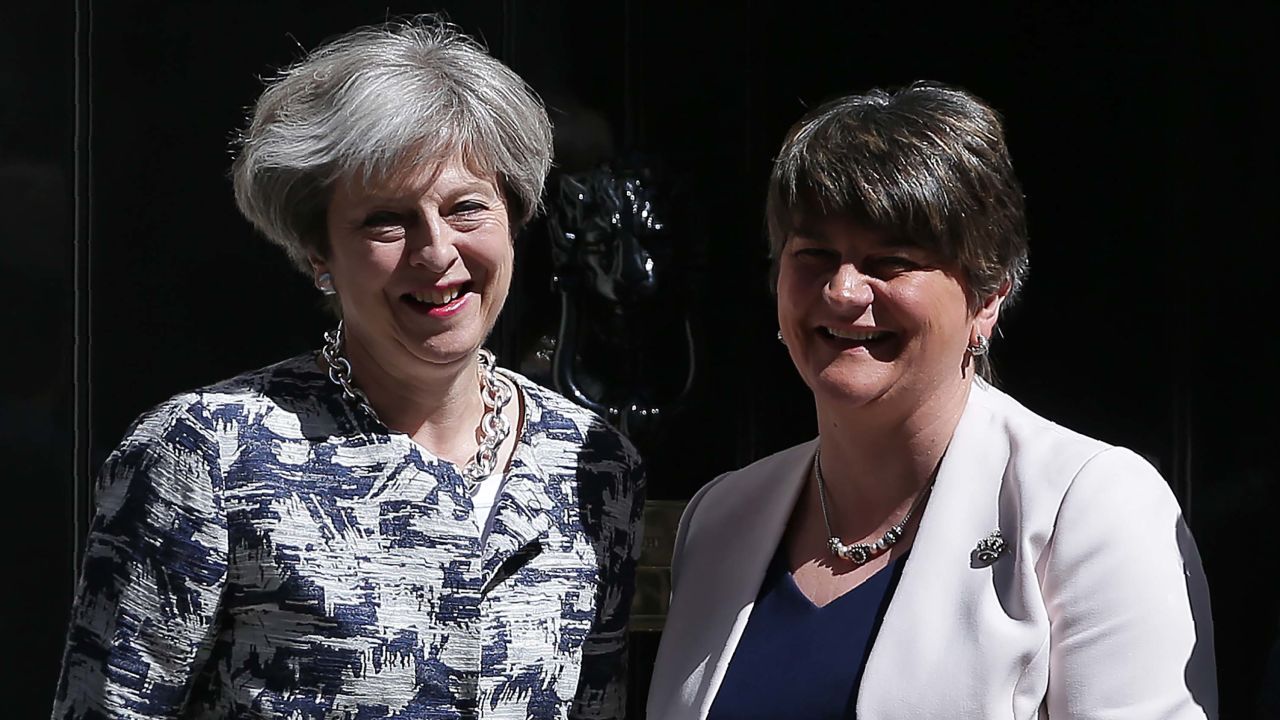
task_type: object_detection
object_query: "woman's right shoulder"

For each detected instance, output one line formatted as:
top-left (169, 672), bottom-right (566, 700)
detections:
top-left (115, 353), bottom-right (322, 454)
top-left (680, 441), bottom-right (816, 530)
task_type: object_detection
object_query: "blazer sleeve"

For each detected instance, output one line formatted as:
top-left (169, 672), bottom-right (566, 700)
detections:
top-left (51, 402), bottom-right (228, 720)
top-left (569, 440), bottom-right (647, 720)
top-left (1040, 447), bottom-right (1217, 719)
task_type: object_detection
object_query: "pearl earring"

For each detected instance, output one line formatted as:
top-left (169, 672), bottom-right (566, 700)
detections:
top-left (315, 272), bottom-right (337, 296)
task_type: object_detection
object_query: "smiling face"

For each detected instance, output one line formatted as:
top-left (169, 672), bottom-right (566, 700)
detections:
top-left (777, 215), bottom-right (994, 417)
top-left (316, 154), bottom-right (513, 377)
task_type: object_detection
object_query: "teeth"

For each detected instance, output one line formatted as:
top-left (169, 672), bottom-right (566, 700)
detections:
top-left (411, 287), bottom-right (462, 305)
top-left (825, 327), bottom-right (888, 341)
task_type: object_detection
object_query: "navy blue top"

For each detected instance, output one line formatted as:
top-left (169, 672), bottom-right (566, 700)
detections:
top-left (706, 546), bottom-right (907, 720)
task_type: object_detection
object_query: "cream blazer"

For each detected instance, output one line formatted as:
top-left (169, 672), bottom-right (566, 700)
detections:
top-left (647, 380), bottom-right (1217, 719)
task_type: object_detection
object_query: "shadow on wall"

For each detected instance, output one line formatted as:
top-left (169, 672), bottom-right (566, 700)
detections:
top-left (0, 160), bottom-right (76, 712)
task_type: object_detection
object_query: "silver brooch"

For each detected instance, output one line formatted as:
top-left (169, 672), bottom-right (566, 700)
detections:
top-left (970, 529), bottom-right (1007, 567)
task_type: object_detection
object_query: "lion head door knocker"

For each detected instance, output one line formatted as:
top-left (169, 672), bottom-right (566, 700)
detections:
top-left (543, 161), bottom-right (698, 440)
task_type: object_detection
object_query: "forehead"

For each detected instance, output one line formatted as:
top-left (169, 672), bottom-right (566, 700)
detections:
top-left (791, 214), bottom-right (919, 250)
top-left (343, 152), bottom-right (501, 202)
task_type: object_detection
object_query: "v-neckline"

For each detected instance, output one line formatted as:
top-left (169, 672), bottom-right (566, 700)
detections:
top-left (321, 355), bottom-right (532, 486)
top-left (775, 549), bottom-right (909, 612)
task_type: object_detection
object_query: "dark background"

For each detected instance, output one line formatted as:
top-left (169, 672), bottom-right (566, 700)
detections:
top-left (4, 1), bottom-right (1275, 717)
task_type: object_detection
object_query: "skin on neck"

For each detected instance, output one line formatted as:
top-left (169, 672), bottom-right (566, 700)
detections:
top-left (804, 277), bottom-right (1007, 537)
top-left (811, 359), bottom-right (975, 533)
top-left (341, 323), bottom-right (491, 466)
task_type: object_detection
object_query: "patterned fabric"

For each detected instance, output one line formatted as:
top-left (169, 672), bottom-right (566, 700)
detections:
top-left (52, 353), bottom-right (645, 719)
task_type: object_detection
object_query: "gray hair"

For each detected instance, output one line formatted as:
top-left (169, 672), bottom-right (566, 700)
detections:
top-left (232, 16), bottom-right (554, 273)
top-left (766, 82), bottom-right (1030, 379)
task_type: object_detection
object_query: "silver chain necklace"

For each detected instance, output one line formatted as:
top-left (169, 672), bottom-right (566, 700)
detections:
top-left (813, 446), bottom-right (935, 565)
top-left (320, 320), bottom-right (514, 491)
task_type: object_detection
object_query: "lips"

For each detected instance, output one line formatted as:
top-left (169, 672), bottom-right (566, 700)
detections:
top-left (820, 325), bottom-right (892, 341)
top-left (402, 281), bottom-right (473, 316)
top-left (409, 286), bottom-right (463, 305)
top-left (817, 326), bottom-right (897, 352)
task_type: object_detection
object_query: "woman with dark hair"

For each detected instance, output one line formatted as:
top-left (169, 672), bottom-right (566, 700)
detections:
top-left (648, 82), bottom-right (1215, 719)
top-left (53, 17), bottom-right (643, 719)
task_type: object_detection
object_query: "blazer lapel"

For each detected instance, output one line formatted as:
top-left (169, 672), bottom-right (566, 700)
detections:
top-left (480, 446), bottom-right (554, 596)
top-left (856, 382), bottom-right (1016, 717)
top-left (658, 439), bottom-right (816, 720)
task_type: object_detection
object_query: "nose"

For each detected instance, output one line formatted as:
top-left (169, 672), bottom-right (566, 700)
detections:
top-left (407, 214), bottom-right (458, 273)
top-left (825, 262), bottom-right (874, 309)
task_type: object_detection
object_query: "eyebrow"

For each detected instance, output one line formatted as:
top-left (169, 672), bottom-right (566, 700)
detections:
top-left (879, 235), bottom-right (921, 250)
top-left (355, 180), bottom-right (500, 206)
top-left (791, 222), bottom-right (919, 250)
top-left (438, 179), bottom-right (500, 197)
top-left (791, 222), bottom-right (832, 243)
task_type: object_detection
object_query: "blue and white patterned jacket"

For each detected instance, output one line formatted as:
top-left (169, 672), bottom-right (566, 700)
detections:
top-left (53, 353), bottom-right (645, 719)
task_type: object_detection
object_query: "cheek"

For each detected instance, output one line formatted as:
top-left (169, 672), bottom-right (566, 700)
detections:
top-left (486, 236), bottom-right (516, 280)
top-left (327, 244), bottom-right (403, 307)
top-left (909, 284), bottom-right (972, 344)
top-left (774, 263), bottom-right (809, 319)
top-left (775, 286), bottom-right (802, 329)
top-left (338, 242), bottom-right (401, 278)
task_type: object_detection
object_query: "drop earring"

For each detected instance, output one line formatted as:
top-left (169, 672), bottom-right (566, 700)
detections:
top-left (316, 272), bottom-right (337, 296)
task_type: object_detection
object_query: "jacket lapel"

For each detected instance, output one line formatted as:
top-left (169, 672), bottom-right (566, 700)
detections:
top-left (663, 440), bottom-right (816, 720)
top-left (480, 444), bottom-right (554, 596)
top-left (856, 382), bottom-right (1017, 717)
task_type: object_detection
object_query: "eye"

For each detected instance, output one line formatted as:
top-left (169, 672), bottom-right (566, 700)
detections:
top-left (360, 211), bottom-right (411, 241)
top-left (867, 255), bottom-right (922, 277)
top-left (449, 199), bottom-right (490, 216)
top-left (444, 199), bottom-right (497, 231)
top-left (361, 210), bottom-right (404, 227)
top-left (791, 246), bottom-right (838, 260)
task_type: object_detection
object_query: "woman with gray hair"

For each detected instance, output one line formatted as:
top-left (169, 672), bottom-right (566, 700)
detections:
top-left (53, 17), bottom-right (643, 720)
top-left (648, 82), bottom-right (1216, 718)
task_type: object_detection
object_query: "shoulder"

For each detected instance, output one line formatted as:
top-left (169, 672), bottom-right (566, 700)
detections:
top-left (968, 380), bottom-right (1182, 544)
top-left (194, 352), bottom-right (328, 418)
top-left (697, 441), bottom-right (814, 504)
top-left (504, 371), bottom-right (644, 534)
top-left (965, 380), bottom-right (1161, 502)
top-left (969, 380), bottom-right (1114, 464)
top-left (1015, 399), bottom-right (1215, 716)
top-left (108, 353), bottom-right (327, 471)
top-left (148, 352), bottom-right (328, 436)
top-left (1057, 446), bottom-right (1183, 538)
top-left (680, 440), bottom-right (815, 536)
top-left (505, 369), bottom-right (643, 471)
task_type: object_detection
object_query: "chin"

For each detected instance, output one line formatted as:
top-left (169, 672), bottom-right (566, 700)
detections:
top-left (808, 371), bottom-right (880, 407)
top-left (394, 330), bottom-right (482, 365)
top-left (816, 385), bottom-right (890, 411)
top-left (809, 367), bottom-right (895, 409)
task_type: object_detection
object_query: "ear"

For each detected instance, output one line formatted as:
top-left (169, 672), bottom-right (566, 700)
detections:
top-left (972, 279), bottom-right (1012, 341)
top-left (307, 253), bottom-right (328, 278)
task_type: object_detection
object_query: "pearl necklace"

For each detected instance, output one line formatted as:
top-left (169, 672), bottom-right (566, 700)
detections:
top-left (813, 446), bottom-right (935, 565)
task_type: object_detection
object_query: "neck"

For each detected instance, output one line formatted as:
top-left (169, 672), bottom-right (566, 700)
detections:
top-left (813, 375), bottom-right (974, 523)
top-left (342, 333), bottom-right (486, 465)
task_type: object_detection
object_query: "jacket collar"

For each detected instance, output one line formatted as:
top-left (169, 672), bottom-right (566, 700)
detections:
top-left (677, 439), bottom-right (816, 718)
top-left (480, 443), bottom-right (555, 594)
top-left (685, 381), bottom-right (1011, 718)
top-left (855, 380), bottom-right (1012, 715)
top-left (479, 372), bottom-right (559, 595)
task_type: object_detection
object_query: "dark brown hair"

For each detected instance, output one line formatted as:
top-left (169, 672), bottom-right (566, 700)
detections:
top-left (767, 81), bottom-right (1030, 309)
